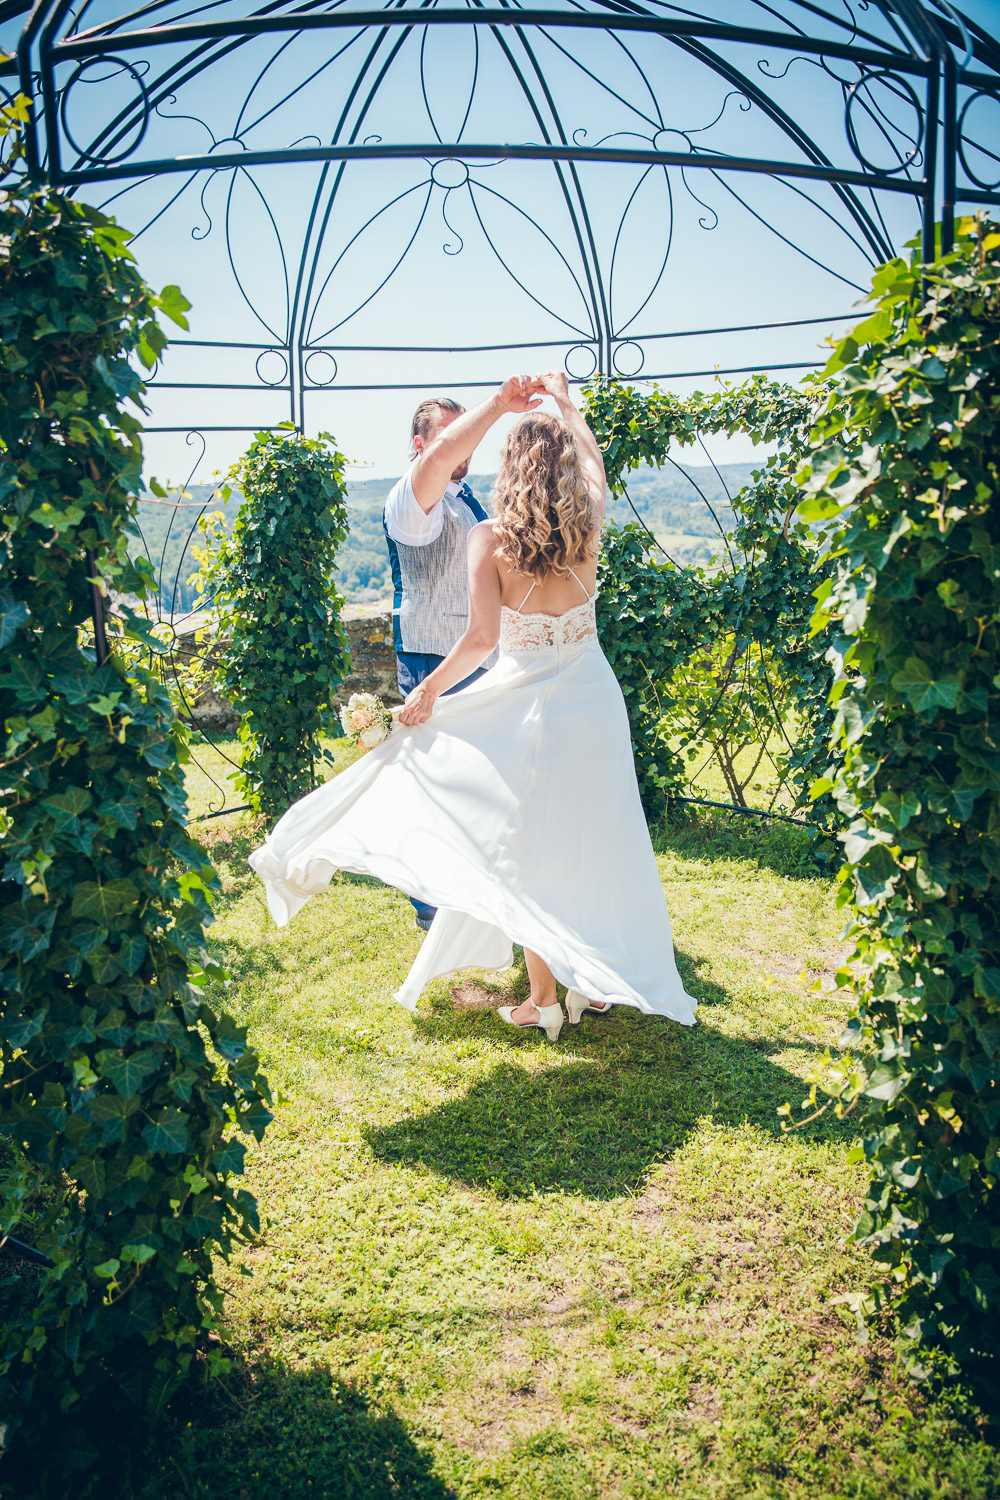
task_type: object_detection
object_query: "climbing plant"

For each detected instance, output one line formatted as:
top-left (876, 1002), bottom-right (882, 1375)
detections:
top-left (793, 213), bottom-right (1000, 1374)
top-left (596, 524), bottom-right (718, 813)
top-left (194, 429), bottom-right (351, 821)
top-left (586, 374), bottom-right (835, 823)
top-left (0, 103), bottom-right (271, 1485)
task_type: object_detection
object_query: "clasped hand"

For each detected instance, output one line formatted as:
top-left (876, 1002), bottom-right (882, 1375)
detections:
top-left (498, 370), bottom-right (569, 413)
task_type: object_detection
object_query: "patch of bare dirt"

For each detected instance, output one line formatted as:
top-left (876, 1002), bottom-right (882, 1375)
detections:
top-left (538, 1291), bottom-right (578, 1319)
top-left (451, 982), bottom-right (505, 1010)
top-left (608, 1410), bottom-right (650, 1439)
top-left (731, 945), bottom-right (808, 983)
top-left (443, 1370), bottom-right (566, 1457)
top-left (683, 1384), bottom-right (722, 1424)
top-left (729, 940), bottom-right (854, 994)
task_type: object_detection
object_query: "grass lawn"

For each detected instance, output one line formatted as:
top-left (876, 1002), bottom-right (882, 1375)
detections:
top-left (98, 737), bottom-right (999, 1499)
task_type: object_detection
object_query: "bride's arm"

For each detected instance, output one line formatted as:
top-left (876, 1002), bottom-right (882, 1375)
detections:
top-left (536, 370), bottom-right (606, 524)
top-left (397, 523), bottom-right (501, 726)
top-left (411, 376), bottom-right (541, 512)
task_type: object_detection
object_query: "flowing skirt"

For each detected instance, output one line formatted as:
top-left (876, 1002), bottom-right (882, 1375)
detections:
top-left (249, 638), bottom-right (697, 1024)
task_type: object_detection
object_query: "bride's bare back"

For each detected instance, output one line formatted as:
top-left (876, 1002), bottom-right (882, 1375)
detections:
top-left (494, 539), bottom-right (599, 616)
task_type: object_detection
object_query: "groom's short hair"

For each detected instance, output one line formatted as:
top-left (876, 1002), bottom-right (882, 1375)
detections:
top-left (410, 397), bottom-right (464, 455)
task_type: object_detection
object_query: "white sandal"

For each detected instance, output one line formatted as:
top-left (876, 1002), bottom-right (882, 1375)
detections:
top-left (565, 989), bottom-right (610, 1025)
top-left (497, 1002), bottom-right (564, 1042)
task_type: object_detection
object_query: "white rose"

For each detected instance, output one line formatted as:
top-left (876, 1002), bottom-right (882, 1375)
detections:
top-left (360, 724), bottom-right (387, 750)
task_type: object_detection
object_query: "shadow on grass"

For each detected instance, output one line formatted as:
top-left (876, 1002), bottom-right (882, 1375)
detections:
top-left (365, 951), bottom-right (857, 1201)
top-left (117, 1365), bottom-right (452, 1500)
top-left (654, 806), bottom-right (836, 883)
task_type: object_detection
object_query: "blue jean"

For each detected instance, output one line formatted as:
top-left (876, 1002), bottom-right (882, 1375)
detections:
top-left (396, 651), bottom-right (488, 701)
top-left (395, 650), bottom-right (488, 922)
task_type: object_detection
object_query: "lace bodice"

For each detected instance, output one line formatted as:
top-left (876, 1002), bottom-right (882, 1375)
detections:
top-left (499, 593), bottom-right (598, 655)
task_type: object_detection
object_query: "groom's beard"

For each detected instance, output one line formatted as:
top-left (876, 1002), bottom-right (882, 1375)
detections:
top-left (451, 459), bottom-right (470, 481)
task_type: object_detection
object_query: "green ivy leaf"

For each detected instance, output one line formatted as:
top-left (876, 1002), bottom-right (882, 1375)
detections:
top-left (142, 1109), bottom-right (189, 1155)
top-left (157, 284), bottom-right (191, 329)
top-left (120, 1242), bottom-right (158, 1264)
top-left (854, 843), bottom-right (899, 905)
top-left (891, 657), bottom-right (961, 713)
top-left (71, 878), bottom-right (141, 925)
top-left (97, 1048), bottom-right (160, 1097)
top-left (0, 589), bottom-right (31, 649)
top-left (117, 933), bottom-right (148, 975)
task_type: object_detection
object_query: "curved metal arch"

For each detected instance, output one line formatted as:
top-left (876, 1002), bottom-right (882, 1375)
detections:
top-left (7, 0), bottom-right (998, 816)
top-left (8, 0), bottom-right (994, 420)
top-left (289, 6), bottom-right (613, 412)
top-left (606, 162), bottom-right (674, 337)
top-left (290, 16), bottom-right (467, 430)
top-left (25, 0), bottom-right (964, 334)
top-left (304, 180), bottom-right (440, 345)
top-left (484, 12), bottom-right (614, 358)
top-left (287, 15), bottom-right (430, 429)
top-left (650, 26), bottom-right (900, 262)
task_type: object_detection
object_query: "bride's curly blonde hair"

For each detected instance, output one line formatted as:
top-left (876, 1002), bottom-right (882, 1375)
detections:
top-left (492, 412), bottom-right (597, 580)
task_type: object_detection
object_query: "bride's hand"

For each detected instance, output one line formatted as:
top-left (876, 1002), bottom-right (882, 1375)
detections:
top-left (534, 370), bottom-right (570, 400)
top-left (398, 682), bottom-right (438, 726)
top-left (498, 375), bottom-right (543, 414)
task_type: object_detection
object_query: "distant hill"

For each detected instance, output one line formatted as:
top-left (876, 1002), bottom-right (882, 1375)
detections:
top-left (134, 461), bottom-right (758, 612)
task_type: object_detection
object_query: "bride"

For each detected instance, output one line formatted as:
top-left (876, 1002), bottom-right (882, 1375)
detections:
top-left (249, 371), bottom-right (697, 1040)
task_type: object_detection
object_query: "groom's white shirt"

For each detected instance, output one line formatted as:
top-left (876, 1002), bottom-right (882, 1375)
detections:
top-left (384, 468), bottom-right (464, 547)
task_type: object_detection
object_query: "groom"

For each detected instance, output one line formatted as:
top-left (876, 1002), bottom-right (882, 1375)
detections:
top-left (383, 376), bottom-right (540, 928)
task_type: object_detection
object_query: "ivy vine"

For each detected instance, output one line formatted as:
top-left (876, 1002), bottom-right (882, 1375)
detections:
top-left (194, 429), bottom-right (351, 821)
top-left (585, 374), bottom-right (835, 824)
top-left (794, 214), bottom-right (1000, 1374)
top-left (596, 525), bottom-right (718, 813)
top-left (0, 104), bottom-right (271, 1485)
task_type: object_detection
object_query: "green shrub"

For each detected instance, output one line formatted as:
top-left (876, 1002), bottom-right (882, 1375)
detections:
top-left (0, 103), bottom-right (271, 1486)
top-left (596, 523), bottom-right (715, 812)
top-left (586, 376), bottom-right (834, 823)
top-left (796, 213), bottom-right (1000, 1374)
top-left (194, 429), bottom-right (351, 820)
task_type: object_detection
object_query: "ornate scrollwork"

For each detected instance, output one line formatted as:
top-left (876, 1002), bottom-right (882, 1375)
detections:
top-left (844, 69), bottom-right (924, 176)
top-left (957, 88), bottom-right (1000, 192)
top-left (59, 55), bottom-right (151, 166)
top-left (9, 0), bottom-right (993, 821)
top-left (303, 350), bottom-right (337, 387)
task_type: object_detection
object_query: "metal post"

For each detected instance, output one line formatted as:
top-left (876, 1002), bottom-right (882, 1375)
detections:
top-left (922, 62), bottom-right (940, 266)
top-left (85, 550), bottom-right (109, 666)
top-left (15, 0), bottom-right (62, 180)
top-left (941, 48), bottom-right (957, 254)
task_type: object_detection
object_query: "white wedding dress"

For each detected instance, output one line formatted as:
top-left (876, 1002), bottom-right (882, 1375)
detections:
top-left (249, 573), bottom-right (697, 1024)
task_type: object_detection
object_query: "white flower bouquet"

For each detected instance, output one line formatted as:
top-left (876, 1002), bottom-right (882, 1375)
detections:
top-left (338, 691), bottom-right (394, 752)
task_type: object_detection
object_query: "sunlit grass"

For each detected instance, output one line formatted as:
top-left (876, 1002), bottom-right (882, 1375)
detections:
top-left (183, 733), bottom-right (363, 827)
top-left (106, 754), bottom-right (999, 1500)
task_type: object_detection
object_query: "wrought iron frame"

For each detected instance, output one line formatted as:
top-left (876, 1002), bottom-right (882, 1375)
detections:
top-left (4, 0), bottom-right (998, 416)
top-left (2, 0), bottom-right (997, 824)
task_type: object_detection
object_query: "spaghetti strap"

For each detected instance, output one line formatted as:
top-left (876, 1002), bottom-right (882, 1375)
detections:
top-left (515, 581), bottom-right (537, 614)
top-left (568, 567), bottom-right (594, 601)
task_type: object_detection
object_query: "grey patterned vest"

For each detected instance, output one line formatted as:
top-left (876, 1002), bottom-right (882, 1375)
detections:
top-left (385, 486), bottom-right (499, 665)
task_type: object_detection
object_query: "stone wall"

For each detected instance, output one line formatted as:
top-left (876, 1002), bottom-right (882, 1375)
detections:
top-left (176, 603), bottom-right (399, 735)
top-left (337, 602), bottom-right (401, 706)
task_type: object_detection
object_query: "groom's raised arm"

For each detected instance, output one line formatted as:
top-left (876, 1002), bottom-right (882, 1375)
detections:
top-left (411, 376), bottom-right (541, 513)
